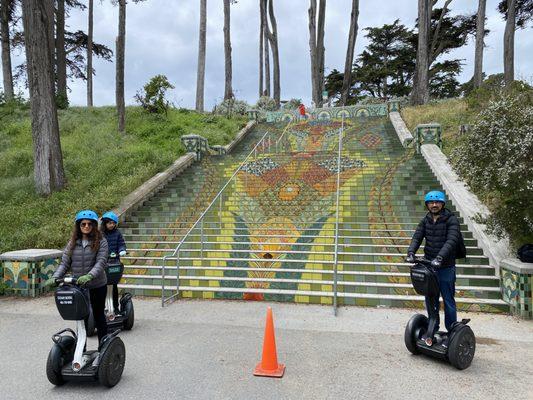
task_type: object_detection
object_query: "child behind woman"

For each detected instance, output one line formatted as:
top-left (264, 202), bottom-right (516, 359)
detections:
top-left (100, 211), bottom-right (126, 314)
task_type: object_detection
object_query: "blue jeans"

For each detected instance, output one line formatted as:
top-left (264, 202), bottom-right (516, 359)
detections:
top-left (425, 266), bottom-right (457, 332)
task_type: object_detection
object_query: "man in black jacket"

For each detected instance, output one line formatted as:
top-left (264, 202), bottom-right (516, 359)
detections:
top-left (406, 191), bottom-right (460, 341)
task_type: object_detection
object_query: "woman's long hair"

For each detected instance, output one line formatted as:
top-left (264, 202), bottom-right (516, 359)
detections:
top-left (67, 220), bottom-right (102, 255)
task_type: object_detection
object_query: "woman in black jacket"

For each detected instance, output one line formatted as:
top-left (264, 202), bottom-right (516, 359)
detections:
top-left (45, 210), bottom-right (109, 344)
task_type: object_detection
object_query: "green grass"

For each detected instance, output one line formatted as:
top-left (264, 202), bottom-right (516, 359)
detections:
top-left (401, 98), bottom-right (475, 156)
top-left (0, 106), bottom-right (246, 253)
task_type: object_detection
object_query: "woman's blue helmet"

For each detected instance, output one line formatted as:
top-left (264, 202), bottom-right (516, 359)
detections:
top-left (102, 211), bottom-right (119, 224)
top-left (424, 191), bottom-right (446, 204)
top-left (75, 210), bottom-right (99, 223)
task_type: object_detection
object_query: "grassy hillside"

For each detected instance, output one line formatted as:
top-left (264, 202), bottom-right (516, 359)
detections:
top-left (0, 105), bottom-right (246, 253)
top-left (401, 98), bottom-right (474, 156)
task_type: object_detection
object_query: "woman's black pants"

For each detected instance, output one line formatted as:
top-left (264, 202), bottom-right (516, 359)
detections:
top-left (85, 284), bottom-right (108, 344)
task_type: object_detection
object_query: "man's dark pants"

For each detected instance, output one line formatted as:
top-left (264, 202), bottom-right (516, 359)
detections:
top-left (425, 265), bottom-right (457, 331)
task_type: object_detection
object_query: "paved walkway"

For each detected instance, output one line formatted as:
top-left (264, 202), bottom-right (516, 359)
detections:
top-left (1, 297), bottom-right (532, 400)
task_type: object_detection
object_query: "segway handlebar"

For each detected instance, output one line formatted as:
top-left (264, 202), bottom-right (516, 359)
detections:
top-left (405, 256), bottom-right (432, 267)
top-left (55, 277), bottom-right (78, 285)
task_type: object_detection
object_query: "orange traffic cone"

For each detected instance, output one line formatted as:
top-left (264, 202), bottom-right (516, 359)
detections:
top-left (253, 306), bottom-right (285, 378)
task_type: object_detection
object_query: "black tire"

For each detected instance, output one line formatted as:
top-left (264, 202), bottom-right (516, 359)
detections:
top-left (448, 326), bottom-right (476, 370)
top-left (86, 308), bottom-right (96, 337)
top-left (123, 300), bottom-right (134, 331)
top-left (404, 314), bottom-right (428, 355)
top-left (46, 345), bottom-right (66, 386)
top-left (98, 337), bottom-right (126, 387)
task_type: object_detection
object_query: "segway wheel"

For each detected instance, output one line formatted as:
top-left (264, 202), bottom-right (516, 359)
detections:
top-left (123, 300), bottom-right (134, 331)
top-left (448, 326), bottom-right (476, 370)
top-left (46, 345), bottom-right (66, 386)
top-left (98, 337), bottom-right (126, 387)
top-left (404, 314), bottom-right (428, 355)
top-left (86, 308), bottom-right (96, 337)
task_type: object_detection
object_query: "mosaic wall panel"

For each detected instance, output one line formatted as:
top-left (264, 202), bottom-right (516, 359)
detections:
top-left (1, 257), bottom-right (59, 297)
top-left (502, 268), bottom-right (532, 319)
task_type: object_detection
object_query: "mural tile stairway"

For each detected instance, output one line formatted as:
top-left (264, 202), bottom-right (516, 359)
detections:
top-left (119, 114), bottom-right (507, 313)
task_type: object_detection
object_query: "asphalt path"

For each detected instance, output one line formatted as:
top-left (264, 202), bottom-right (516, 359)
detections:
top-left (1, 296), bottom-right (532, 400)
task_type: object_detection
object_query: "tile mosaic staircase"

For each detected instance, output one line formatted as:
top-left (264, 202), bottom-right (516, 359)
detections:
top-left (119, 118), bottom-right (507, 313)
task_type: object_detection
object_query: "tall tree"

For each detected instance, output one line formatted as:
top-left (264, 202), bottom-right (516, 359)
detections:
top-left (1, 0), bottom-right (14, 100)
top-left (223, 0), bottom-right (233, 100)
top-left (87, 0), bottom-right (93, 106)
top-left (21, 0), bottom-right (66, 195)
top-left (411, 0), bottom-right (431, 105)
top-left (503, 0), bottom-right (516, 86)
top-left (473, 0), bottom-right (487, 88)
top-left (56, 0), bottom-right (68, 104)
top-left (263, 0), bottom-right (270, 97)
top-left (308, 0), bottom-right (326, 107)
top-left (195, 0), bottom-right (206, 111)
top-left (498, 0), bottom-right (533, 86)
top-left (116, 0), bottom-right (126, 133)
top-left (340, 0), bottom-right (359, 105)
top-left (258, 0), bottom-right (263, 97)
top-left (264, 0), bottom-right (280, 106)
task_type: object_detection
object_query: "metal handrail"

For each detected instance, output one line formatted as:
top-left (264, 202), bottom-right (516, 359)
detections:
top-left (162, 129), bottom-right (271, 306)
top-left (332, 115), bottom-right (344, 316)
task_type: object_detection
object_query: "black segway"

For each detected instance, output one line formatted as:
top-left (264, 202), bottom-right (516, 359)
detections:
top-left (404, 257), bottom-right (476, 370)
top-left (105, 254), bottom-right (134, 332)
top-left (46, 277), bottom-right (126, 387)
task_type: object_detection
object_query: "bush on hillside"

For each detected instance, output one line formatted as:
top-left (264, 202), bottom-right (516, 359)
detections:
top-left (134, 74), bottom-right (175, 114)
top-left (255, 96), bottom-right (278, 111)
top-left (465, 74), bottom-right (533, 111)
top-left (450, 94), bottom-right (533, 245)
top-left (282, 98), bottom-right (302, 110)
top-left (214, 98), bottom-right (249, 116)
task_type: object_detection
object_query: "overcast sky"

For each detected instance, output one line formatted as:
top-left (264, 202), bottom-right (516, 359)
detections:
top-left (7, 0), bottom-right (533, 109)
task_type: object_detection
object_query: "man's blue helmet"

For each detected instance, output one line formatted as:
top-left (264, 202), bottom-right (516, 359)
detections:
top-left (424, 191), bottom-right (446, 204)
top-left (102, 211), bottom-right (119, 224)
top-left (75, 210), bottom-right (99, 223)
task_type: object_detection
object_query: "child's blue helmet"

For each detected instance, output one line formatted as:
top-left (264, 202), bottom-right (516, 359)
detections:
top-left (102, 211), bottom-right (119, 224)
top-left (75, 210), bottom-right (99, 222)
top-left (424, 191), bottom-right (446, 204)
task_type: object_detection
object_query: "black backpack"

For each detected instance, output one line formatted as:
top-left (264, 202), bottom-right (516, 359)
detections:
top-left (456, 229), bottom-right (467, 259)
top-left (517, 244), bottom-right (533, 263)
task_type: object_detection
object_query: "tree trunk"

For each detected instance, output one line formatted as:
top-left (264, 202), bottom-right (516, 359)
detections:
top-left (263, 9), bottom-right (270, 97)
top-left (308, 0), bottom-right (318, 106)
top-left (503, 0), bottom-right (515, 87)
top-left (223, 0), bottom-right (233, 100)
top-left (116, 0), bottom-right (126, 133)
top-left (267, 0), bottom-right (280, 106)
top-left (316, 0), bottom-right (326, 106)
top-left (258, 0), bottom-right (264, 97)
top-left (56, 0), bottom-right (67, 104)
top-left (87, 0), bottom-right (93, 106)
top-left (473, 0), bottom-right (486, 88)
top-left (195, 0), bottom-right (206, 112)
top-left (340, 0), bottom-right (359, 106)
top-left (22, 0), bottom-right (66, 195)
top-left (411, 0), bottom-right (431, 105)
top-left (1, 0), bottom-right (14, 100)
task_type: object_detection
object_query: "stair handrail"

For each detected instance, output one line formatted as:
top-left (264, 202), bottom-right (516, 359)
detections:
top-left (162, 129), bottom-right (271, 306)
top-left (332, 115), bottom-right (344, 316)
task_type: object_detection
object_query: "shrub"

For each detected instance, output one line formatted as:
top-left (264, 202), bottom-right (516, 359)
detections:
top-left (214, 98), bottom-right (249, 116)
top-left (450, 94), bottom-right (533, 245)
top-left (134, 75), bottom-right (175, 114)
top-left (255, 96), bottom-right (278, 111)
top-left (282, 98), bottom-right (302, 110)
top-left (465, 74), bottom-right (533, 112)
